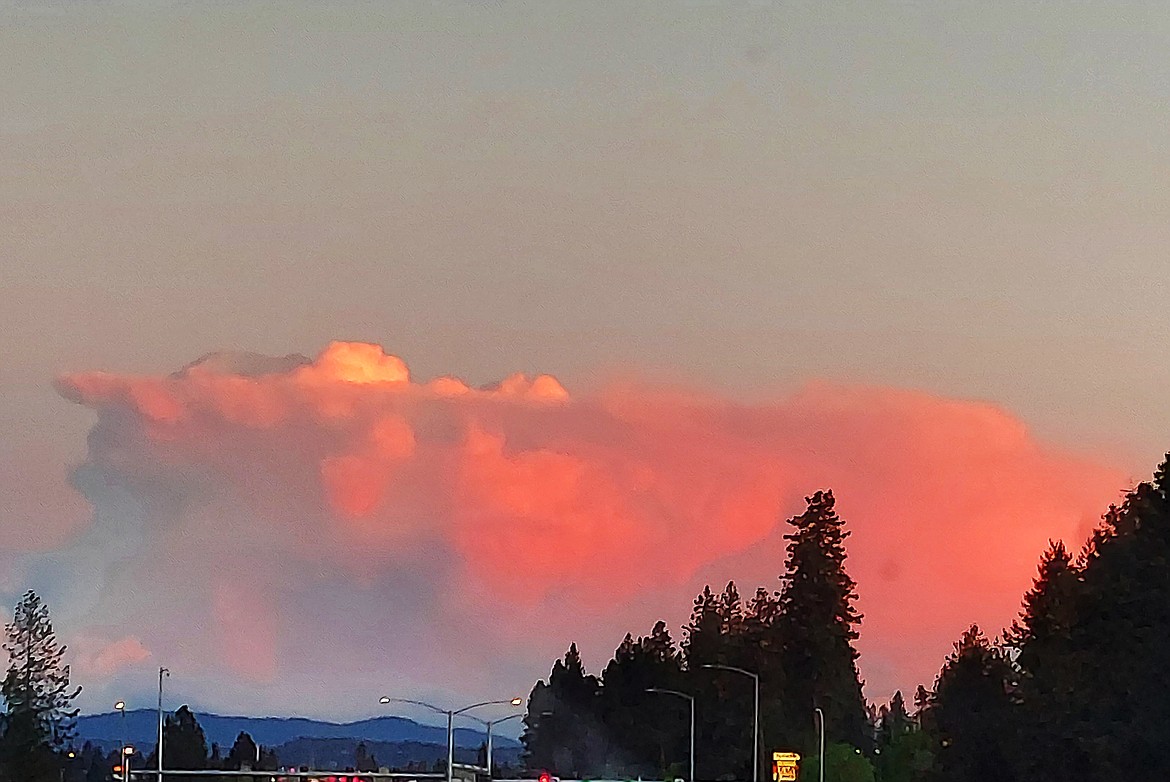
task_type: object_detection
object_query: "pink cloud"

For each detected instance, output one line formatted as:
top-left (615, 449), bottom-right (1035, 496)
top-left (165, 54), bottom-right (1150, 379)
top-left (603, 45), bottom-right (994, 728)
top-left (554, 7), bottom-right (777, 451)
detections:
top-left (73, 635), bottom-right (152, 678)
top-left (53, 342), bottom-right (1128, 707)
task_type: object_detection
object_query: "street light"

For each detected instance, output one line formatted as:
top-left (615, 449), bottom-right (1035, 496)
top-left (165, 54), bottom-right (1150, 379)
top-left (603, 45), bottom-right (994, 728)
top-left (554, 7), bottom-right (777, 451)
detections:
top-left (701, 664), bottom-right (759, 782)
top-left (646, 688), bottom-right (695, 782)
top-left (115, 702), bottom-right (127, 782)
top-left (378, 696), bottom-right (523, 782)
top-left (124, 745), bottom-right (135, 782)
top-left (464, 712), bottom-right (523, 777)
top-left (814, 708), bottom-right (824, 782)
top-left (157, 667), bottom-right (169, 782)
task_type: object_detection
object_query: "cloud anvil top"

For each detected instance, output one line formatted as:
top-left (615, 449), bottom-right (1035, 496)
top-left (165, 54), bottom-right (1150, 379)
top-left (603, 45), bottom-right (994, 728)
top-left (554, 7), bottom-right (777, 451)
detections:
top-left (44, 341), bottom-right (1124, 714)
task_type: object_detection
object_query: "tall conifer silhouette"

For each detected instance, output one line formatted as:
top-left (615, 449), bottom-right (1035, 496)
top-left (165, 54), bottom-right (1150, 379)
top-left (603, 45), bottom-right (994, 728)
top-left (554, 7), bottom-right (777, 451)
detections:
top-left (776, 490), bottom-right (868, 750)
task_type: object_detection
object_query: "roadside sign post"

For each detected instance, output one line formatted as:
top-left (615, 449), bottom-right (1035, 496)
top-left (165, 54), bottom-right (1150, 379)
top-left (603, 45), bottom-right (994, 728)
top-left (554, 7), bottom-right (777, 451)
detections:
top-left (772, 752), bottom-right (800, 782)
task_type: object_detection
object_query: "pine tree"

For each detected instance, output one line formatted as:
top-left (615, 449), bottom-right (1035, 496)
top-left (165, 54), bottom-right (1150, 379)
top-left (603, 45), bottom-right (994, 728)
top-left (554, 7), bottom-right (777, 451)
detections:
top-left (877, 691), bottom-right (911, 747)
top-left (600, 622), bottom-right (684, 776)
top-left (599, 633), bottom-right (643, 774)
top-left (555, 644), bottom-right (604, 777)
top-left (1058, 457), bottom-right (1170, 779)
top-left (681, 586), bottom-right (722, 667)
top-left (225, 732), bottom-right (258, 770)
top-left (640, 620), bottom-right (686, 775)
top-left (1006, 540), bottom-right (1081, 780)
top-left (521, 644), bottom-right (603, 777)
top-left (0, 590), bottom-right (80, 782)
top-left (683, 582), bottom-right (755, 779)
top-left (521, 679), bottom-right (554, 772)
top-left (256, 747), bottom-right (279, 772)
top-left (743, 586), bottom-right (787, 782)
top-left (874, 690), bottom-right (933, 782)
top-left (718, 582), bottom-right (745, 638)
top-left (929, 626), bottom-right (1016, 782)
top-left (161, 706), bottom-right (208, 771)
top-left (744, 586), bottom-right (783, 672)
top-left (775, 490), bottom-right (868, 752)
top-left (911, 685), bottom-right (930, 722)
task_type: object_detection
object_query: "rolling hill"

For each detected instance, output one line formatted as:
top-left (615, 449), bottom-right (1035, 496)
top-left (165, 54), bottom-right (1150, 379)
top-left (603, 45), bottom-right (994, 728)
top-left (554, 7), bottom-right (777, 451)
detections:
top-left (76, 709), bottom-right (521, 755)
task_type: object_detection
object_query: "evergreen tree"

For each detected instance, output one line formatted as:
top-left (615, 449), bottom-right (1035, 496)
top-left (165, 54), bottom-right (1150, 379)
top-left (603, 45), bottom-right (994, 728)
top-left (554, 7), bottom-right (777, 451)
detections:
top-left (553, 643), bottom-right (604, 777)
top-left (521, 644), bottom-right (603, 777)
top-left (911, 686), bottom-right (930, 725)
top-left (874, 691), bottom-right (932, 782)
top-left (681, 586), bottom-right (723, 666)
top-left (639, 620), bottom-right (685, 773)
top-left (521, 679), bottom-right (554, 772)
top-left (256, 747), bottom-right (279, 772)
top-left (876, 691), bottom-right (911, 748)
top-left (743, 587), bottom-right (783, 674)
top-left (225, 732), bottom-right (257, 770)
top-left (1057, 457), bottom-right (1170, 779)
top-left (0, 590), bottom-right (80, 782)
top-left (742, 587), bottom-right (786, 781)
top-left (684, 582), bottom-right (755, 780)
top-left (718, 582), bottom-right (745, 638)
top-left (599, 632), bottom-right (646, 774)
top-left (1006, 540), bottom-right (1081, 780)
top-left (599, 621), bottom-right (683, 776)
top-left (929, 626), bottom-right (1015, 782)
top-left (775, 491), bottom-right (868, 752)
top-left (160, 706), bottom-right (208, 772)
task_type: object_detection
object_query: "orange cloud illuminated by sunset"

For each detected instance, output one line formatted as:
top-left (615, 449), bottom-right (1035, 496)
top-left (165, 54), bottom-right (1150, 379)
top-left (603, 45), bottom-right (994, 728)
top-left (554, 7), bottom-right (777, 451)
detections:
top-left (54, 342), bottom-right (1128, 703)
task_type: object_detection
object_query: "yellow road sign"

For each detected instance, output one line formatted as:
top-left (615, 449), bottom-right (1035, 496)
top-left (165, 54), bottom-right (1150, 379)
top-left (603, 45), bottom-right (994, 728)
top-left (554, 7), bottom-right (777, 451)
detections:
top-left (772, 751), bottom-right (800, 782)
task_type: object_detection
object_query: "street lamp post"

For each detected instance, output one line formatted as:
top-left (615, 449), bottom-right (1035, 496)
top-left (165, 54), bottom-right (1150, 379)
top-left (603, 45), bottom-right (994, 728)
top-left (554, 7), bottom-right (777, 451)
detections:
top-left (466, 712), bottom-right (523, 777)
top-left (814, 708), bottom-right (825, 782)
top-left (114, 702), bottom-right (127, 782)
top-left (157, 667), bottom-right (169, 782)
top-left (379, 696), bottom-right (523, 782)
top-left (646, 688), bottom-right (695, 782)
top-left (702, 664), bottom-right (759, 782)
top-left (124, 746), bottom-right (135, 782)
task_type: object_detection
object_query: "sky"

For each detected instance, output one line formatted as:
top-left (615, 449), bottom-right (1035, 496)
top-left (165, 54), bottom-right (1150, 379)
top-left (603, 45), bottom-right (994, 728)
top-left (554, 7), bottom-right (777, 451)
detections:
top-left (2, 0), bottom-right (1170, 728)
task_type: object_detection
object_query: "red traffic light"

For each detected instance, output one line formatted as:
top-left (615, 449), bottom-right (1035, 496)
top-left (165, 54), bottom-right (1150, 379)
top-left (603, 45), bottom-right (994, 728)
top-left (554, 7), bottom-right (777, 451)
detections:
top-left (539, 773), bottom-right (552, 782)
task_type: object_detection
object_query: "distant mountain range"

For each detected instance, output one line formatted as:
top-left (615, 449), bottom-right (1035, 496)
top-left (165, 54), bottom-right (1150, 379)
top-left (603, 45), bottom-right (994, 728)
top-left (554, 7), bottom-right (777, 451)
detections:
top-left (270, 738), bottom-right (521, 770)
top-left (76, 709), bottom-right (522, 755)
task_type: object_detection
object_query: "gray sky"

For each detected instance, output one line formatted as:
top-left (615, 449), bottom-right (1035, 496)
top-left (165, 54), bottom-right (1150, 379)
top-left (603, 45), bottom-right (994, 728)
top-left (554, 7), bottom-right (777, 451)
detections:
top-left (5, 2), bottom-right (1170, 461)
top-left (3, 0), bottom-right (1170, 718)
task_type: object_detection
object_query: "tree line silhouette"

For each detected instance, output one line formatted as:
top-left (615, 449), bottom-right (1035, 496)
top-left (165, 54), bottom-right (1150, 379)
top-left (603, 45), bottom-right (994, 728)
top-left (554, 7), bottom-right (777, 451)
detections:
top-left (521, 458), bottom-right (1170, 782)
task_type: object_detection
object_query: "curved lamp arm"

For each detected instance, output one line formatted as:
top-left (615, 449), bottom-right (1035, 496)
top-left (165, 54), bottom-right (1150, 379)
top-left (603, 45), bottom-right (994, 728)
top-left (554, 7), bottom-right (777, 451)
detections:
top-left (379, 696), bottom-right (449, 716)
top-left (453, 697), bottom-right (524, 716)
top-left (701, 663), bottom-right (759, 681)
top-left (646, 687), bottom-right (694, 702)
